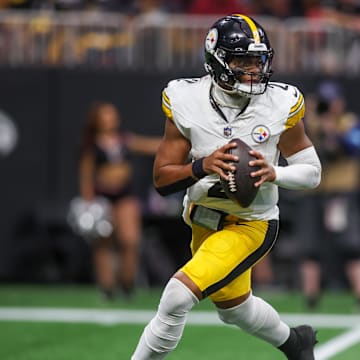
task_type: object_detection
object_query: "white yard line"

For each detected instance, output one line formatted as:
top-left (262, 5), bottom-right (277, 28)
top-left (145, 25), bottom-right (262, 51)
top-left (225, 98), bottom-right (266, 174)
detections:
top-left (1, 308), bottom-right (360, 359)
top-left (0, 308), bottom-right (156, 325)
top-left (0, 307), bottom-right (359, 327)
top-left (315, 326), bottom-right (360, 360)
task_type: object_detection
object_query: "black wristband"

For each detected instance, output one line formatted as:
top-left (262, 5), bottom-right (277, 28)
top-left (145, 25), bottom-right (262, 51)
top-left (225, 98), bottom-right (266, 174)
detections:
top-left (192, 157), bottom-right (207, 180)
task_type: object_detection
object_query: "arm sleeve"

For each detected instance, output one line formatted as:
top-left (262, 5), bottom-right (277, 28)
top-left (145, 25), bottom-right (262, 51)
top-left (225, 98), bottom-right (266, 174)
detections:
top-left (273, 146), bottom-right (322, 190)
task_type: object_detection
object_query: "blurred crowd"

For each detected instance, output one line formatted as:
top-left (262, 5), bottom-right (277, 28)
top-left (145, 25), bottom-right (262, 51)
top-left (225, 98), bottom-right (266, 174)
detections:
top-left (291, 80), bottom-right (360, 309)
top-left (0, 0), bottom-right (359, 71)
top-left (0, 0), bottom-right (359, 19)
top-left (241, 78), bottom-right (360, 310)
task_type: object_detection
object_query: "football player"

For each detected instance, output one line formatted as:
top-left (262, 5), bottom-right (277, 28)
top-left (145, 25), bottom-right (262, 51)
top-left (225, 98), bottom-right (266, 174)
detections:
top-left (131, 14), bottom-right (321, 359)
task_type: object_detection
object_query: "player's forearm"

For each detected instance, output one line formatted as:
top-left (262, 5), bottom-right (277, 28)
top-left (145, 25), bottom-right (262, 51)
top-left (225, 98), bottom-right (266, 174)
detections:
top-left (154, 159), bottom-right (206, 196)
top-left (273, 146), bottom-right (322, 190)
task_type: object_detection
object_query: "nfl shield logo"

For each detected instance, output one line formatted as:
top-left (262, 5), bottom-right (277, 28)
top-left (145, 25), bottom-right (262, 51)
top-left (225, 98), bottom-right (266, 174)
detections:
top-left (223, 126), bottom-right (232, 138)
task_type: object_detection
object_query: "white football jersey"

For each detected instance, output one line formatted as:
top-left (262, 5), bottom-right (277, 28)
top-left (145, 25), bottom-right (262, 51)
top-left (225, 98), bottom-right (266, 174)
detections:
top-left (161, 75), bottom-right (305, 222)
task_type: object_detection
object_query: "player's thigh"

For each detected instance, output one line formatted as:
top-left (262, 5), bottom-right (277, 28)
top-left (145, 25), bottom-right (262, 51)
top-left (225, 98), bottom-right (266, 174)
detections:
top-left (181, 220), bottom-right (276, 299)
top-left (209, 269), bottom-right (252, 302)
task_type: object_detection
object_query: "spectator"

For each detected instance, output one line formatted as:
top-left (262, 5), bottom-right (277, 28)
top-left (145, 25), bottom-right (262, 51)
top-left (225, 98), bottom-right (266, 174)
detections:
top-left (187, 0), bottom-right (255, 16)
top-left (298, 80), bottom-right (360, 309)
top-left (260, 0), bottom-right (304, 18)
top-left (78, 101), bottom-right (160, 299)
top-left (302, 0), bottom-right (328, 19)
top-left (0, 0), bottom-right (33, 9)
top-left (134, 0), bottom-right (168, 22)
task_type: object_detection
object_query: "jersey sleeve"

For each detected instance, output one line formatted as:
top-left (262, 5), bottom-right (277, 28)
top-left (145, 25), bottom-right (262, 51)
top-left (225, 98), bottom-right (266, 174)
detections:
top-left (160, 77), bottom-right (201, 140)
top-left (285, 87), bottom-right (305, 129)
top-left (160, 80), bottom-right (189, 138)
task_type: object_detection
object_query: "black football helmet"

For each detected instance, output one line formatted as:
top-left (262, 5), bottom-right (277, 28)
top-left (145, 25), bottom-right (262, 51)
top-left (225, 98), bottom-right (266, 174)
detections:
top-left (204, 14), bottom-right (274, 96)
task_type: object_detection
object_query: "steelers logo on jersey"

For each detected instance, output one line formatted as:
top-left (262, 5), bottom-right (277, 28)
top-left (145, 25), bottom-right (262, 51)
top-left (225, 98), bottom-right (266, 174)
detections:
top-left (251, 125), bottom-right (270, 143)
top-left (205, 28), bottom-right (218, 51)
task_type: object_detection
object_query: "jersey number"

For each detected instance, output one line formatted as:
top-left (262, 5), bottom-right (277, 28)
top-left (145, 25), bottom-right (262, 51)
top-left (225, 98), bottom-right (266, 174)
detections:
top-left (268, 83), bottom-right (289, 91)
top-left (207, 182), bottom-right (229, 199)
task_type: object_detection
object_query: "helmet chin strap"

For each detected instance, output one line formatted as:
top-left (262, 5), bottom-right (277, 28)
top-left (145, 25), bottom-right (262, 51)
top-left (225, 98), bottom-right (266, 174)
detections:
top-left (212, 81), bottom-right (251, 109)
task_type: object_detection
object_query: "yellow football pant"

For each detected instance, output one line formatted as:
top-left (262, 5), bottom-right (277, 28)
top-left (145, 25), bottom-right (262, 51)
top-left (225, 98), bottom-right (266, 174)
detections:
top-left (180, 219), bottom-right (278, 302)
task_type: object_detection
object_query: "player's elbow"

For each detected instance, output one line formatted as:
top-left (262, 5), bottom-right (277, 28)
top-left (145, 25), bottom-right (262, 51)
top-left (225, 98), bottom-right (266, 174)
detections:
top-left (285, 146), bottom-right (322, 190)
top-left (154, 177), bottom-right (197, 196)
top-left (153, 177), bottom-right (168, 196)
top-left (312, 166), bottom-right (322, 188)
top-left (154, 184), bottom-right (172, 196)
top-left (308, 154), bottom-right (322, 189)
top-left (302, 163), bottom-right (322, 190)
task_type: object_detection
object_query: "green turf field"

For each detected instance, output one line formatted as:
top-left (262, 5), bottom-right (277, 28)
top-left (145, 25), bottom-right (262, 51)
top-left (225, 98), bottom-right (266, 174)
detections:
top-left (0, 285), bottom-right (359, 359)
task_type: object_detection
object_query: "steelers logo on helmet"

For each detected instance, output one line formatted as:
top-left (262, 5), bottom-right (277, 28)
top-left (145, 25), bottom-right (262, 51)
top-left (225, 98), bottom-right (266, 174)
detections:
top-left (251, 125), bottom-right (271, 143)
top-left (204, 14), bottom-right (274, 97)
top-left (205, 28), bottom-right (218, 52)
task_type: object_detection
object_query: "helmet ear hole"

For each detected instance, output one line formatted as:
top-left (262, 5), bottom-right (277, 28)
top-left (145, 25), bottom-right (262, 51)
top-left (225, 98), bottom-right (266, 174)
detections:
top-left (204, 63), bottom-right (213, 75)
top-left (220, 73), bottom-right (229, 82)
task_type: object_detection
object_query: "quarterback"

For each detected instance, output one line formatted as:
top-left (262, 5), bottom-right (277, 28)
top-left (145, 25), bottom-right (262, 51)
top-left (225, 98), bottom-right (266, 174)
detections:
top-left (131, 14), bottom-right (321, 359)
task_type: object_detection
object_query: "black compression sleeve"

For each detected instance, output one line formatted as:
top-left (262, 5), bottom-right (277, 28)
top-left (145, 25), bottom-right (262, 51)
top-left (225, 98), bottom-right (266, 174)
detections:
top-left (155, 158), bottom-right (207, 196)
top-left (155, 177), bottom-right (197, 196)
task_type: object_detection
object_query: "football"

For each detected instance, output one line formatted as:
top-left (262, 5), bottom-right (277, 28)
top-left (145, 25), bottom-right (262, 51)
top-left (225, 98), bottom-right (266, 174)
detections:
top-left (220, 138), bottom-right (261, 208)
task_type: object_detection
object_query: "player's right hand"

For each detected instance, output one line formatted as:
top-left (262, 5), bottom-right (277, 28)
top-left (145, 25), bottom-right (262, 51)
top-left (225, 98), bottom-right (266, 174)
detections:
top-left (202, 142), bottom-right (239, 180)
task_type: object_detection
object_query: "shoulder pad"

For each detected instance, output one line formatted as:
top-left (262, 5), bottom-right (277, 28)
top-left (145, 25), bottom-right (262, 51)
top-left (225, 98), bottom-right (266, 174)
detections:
top-left (162, 77), bottom-right (202, 121)
top-left (268, 82), bottom-right (305, 129)
top-left (286, 85), bottom-right (305, 129)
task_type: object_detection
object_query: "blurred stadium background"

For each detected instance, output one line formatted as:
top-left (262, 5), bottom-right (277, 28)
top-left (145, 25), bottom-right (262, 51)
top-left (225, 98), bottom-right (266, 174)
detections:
top-left (0, 1), bottom-right (360, 359)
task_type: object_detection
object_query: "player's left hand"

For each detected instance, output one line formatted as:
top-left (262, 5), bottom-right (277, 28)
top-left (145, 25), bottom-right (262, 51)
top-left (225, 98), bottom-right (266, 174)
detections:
top-left (248, 150), bottom-right (276, 187)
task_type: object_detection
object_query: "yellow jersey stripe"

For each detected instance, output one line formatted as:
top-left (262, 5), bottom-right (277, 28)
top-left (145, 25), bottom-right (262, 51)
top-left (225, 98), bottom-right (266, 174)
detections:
top-left (286, 100), bottom-right (305, 129)
top-left (162, 91), bottom-right (173, 120)
top-left (162, 90), bottom-right (171, 107)
top-left (162, 101), bottom-right (173, 120)
top-left (232, 14), bottom-right (260, 44)
top-left (289, 93), bottom-right (304, 115)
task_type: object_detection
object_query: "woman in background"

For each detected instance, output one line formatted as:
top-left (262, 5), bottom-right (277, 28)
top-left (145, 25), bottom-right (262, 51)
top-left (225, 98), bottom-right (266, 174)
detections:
top-left (79, 101), bottom-right (160, 299)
